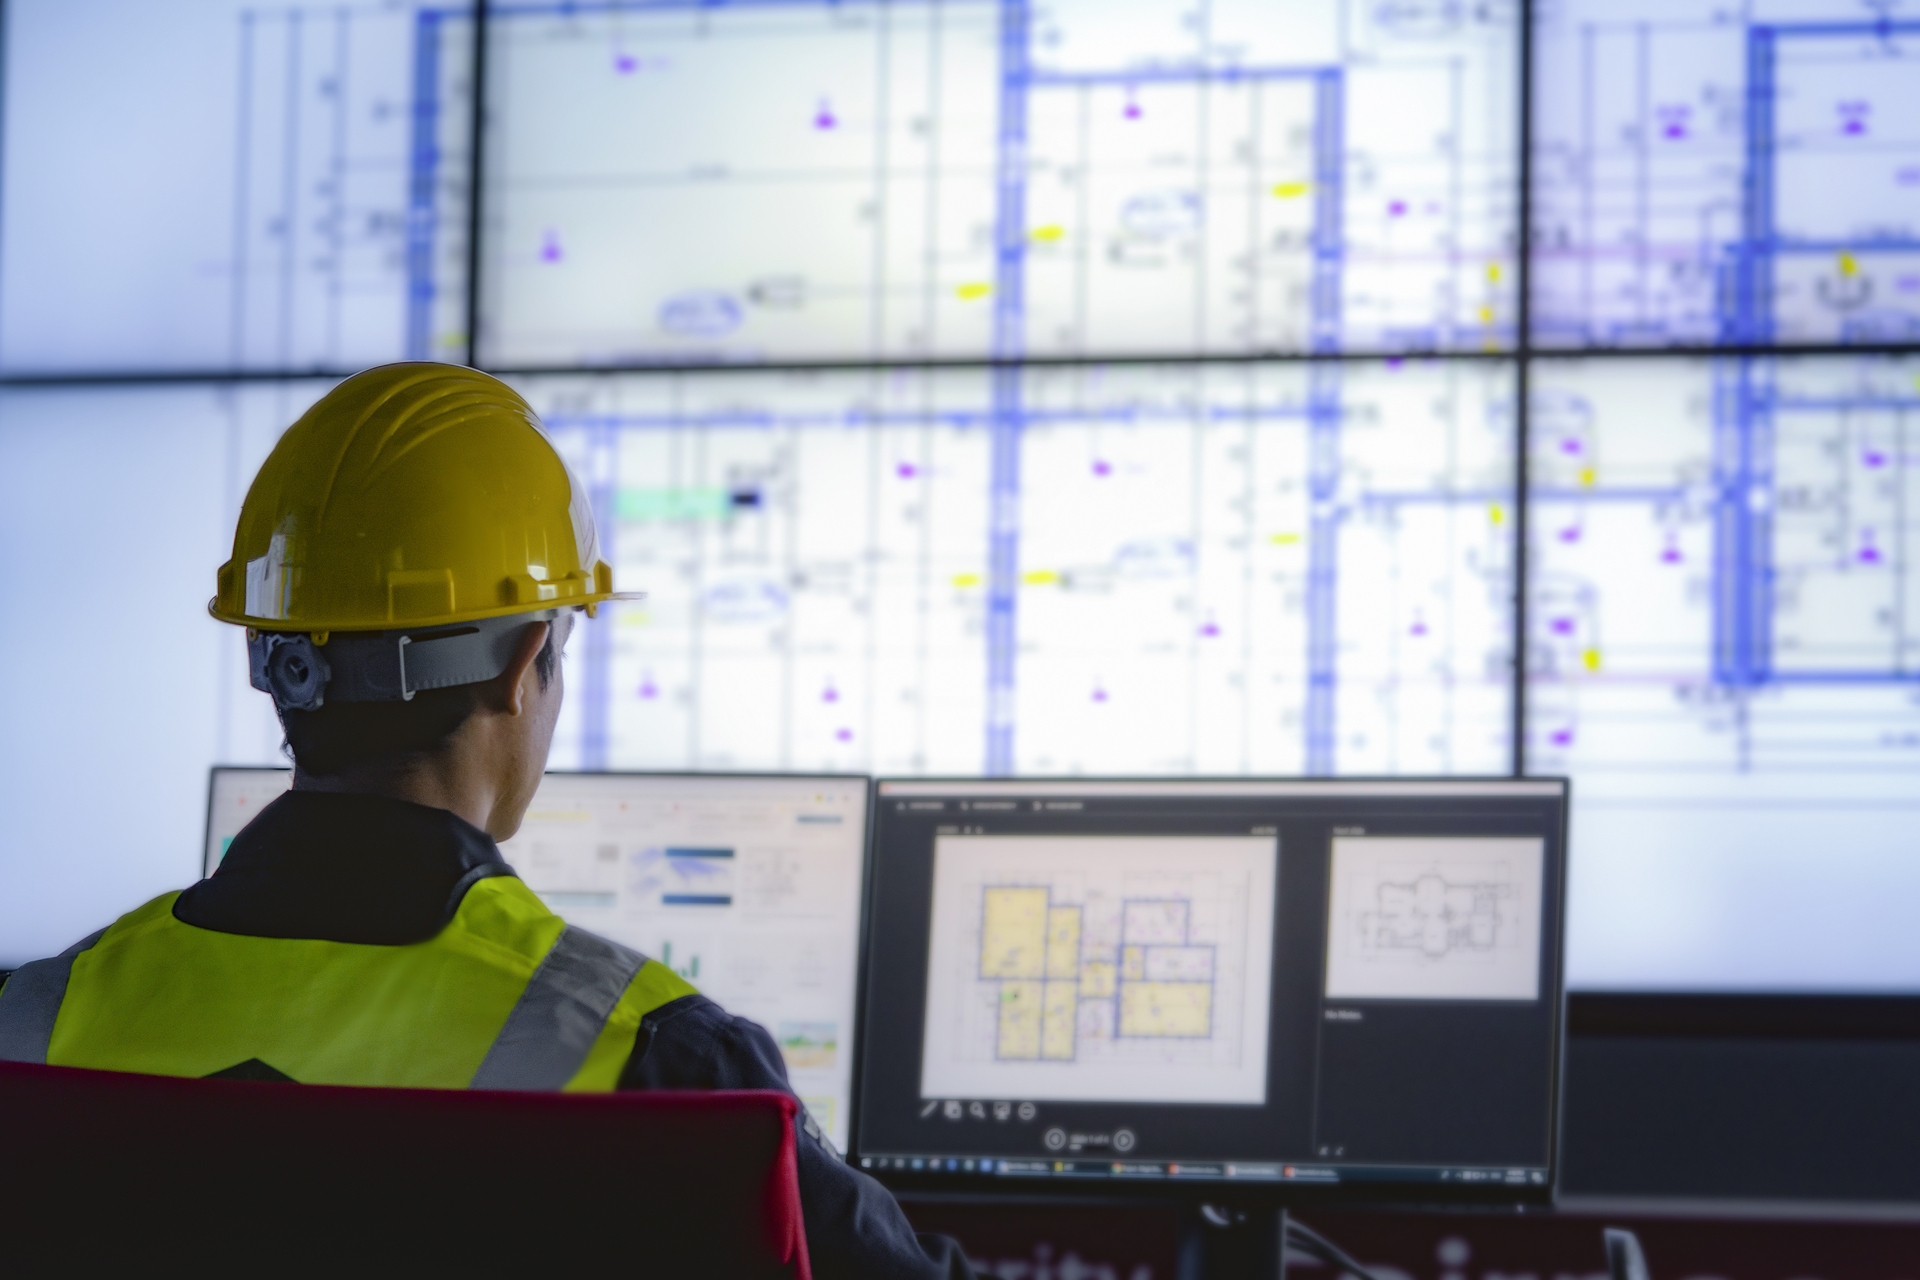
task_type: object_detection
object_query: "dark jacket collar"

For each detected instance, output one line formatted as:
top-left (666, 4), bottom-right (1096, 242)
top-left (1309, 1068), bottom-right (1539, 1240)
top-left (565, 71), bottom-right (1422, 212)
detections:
top-left (174, 790), bottom-right (517, 945)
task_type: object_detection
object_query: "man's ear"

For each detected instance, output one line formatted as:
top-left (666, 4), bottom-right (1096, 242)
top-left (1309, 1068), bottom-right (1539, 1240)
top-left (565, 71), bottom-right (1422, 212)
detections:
top-left (489, 621), bottom-right (550, 717)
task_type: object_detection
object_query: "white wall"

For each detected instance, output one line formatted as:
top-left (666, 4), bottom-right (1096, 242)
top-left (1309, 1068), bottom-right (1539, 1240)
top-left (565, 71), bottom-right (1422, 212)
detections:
top-left (0, 383), bottom-right (324, 967)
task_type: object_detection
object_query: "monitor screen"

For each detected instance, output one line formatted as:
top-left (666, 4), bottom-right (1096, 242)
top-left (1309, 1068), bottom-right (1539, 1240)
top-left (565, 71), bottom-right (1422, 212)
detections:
top-left (205, 767), bottom-right (294, 875)
top-left (852, 778), bottom-right (1568, 1203)
top-left (205, 768), bottom-right (870, 1150)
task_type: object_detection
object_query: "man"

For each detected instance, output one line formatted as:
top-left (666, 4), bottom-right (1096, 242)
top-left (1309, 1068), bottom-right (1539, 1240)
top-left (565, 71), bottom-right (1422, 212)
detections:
top-left (0, 363), bottom-right (973, 1279)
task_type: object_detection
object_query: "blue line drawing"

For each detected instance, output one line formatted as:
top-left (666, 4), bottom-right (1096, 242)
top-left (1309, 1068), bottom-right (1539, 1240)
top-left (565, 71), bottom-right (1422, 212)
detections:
top-left (337, 3), bottom-right (1530, 774)
top-left (1535, 4), bottom-right (1920, 349)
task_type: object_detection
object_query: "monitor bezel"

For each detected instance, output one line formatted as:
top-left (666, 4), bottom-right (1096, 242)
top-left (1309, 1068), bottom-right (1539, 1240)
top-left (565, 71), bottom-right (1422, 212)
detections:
top-left (852, 774), bottom-right (1572, 1208)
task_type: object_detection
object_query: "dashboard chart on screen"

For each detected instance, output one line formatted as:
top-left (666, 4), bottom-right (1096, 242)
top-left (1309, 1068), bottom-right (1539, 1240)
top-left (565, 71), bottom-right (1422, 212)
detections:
top-left (0, 0), bottom-right (471, 374)
top-left (477, 0), bottom-right (1515, 365)
top-left (517, 359), bottom-right (1514, 779)
top-left (1532, 0), bottom-right (1920, 348)
top-left (496, 773), bottom-right (869, 1150)
top-left (1528, 354), bottom-right (1920, 988)
top-left (204, 769), bottom-right (869, 1148)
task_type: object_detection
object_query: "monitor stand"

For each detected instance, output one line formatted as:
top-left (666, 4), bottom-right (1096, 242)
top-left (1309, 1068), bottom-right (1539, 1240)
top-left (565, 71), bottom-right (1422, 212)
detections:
top-left (1180, 1204), bottom-right (1284, 1280)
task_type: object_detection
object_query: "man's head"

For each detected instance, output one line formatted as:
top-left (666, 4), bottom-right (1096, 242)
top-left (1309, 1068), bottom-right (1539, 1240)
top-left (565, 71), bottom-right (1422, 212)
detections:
top-left (211, 364), bottom-right (638, 838)
top-left (279, 610), bottom-right (575, 839)
top-left (280, 614), bottom-right (572, 840)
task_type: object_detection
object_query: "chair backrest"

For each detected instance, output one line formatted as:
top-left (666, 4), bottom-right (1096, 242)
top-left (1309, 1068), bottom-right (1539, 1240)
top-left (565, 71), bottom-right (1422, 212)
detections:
top-left (0, 1059), bottom-right (811, 1275)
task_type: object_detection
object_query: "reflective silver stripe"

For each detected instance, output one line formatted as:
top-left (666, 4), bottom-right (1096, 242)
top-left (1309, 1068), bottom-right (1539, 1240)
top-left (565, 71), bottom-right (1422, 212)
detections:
top-left (0, 927), bottom-right (109, 1064)
top-left (469, 925), bottom-right (647, 1090)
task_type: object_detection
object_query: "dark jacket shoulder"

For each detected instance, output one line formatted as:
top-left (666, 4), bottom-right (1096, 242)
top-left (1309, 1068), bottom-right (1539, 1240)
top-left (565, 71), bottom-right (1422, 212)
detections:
top-left (621, 994), bottom-right (975, 1280)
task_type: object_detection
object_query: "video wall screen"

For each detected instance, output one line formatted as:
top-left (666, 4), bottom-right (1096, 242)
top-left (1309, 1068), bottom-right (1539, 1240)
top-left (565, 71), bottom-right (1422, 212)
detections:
top-left (2, 0), bottom-right (1916, 993)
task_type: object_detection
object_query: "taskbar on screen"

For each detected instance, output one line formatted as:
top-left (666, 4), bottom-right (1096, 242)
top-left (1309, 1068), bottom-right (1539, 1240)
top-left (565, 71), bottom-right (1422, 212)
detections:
top-left (859, 1154), bottom-right (1549, 1189)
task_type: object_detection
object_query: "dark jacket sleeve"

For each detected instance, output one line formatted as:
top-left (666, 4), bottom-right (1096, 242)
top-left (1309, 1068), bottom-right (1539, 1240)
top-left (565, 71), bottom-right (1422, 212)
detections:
top-left (620, 994), bottom-right (975, 1280)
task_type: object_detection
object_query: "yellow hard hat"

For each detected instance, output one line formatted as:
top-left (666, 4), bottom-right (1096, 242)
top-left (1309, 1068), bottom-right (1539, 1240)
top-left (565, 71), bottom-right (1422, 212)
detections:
top-left (211, 363), bottom-right (634, 634)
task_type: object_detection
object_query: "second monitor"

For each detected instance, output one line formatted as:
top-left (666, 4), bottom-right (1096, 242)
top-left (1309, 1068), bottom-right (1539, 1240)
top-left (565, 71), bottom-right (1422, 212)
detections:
top-left (206, 768), bottom-right (869, 1150)
top-left (853, 778), bottom-right (1568, 1202)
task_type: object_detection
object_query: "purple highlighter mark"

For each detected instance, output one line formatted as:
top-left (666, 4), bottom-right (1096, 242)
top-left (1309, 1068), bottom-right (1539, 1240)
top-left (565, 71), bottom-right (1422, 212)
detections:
top-left (540, 229), bottom-right (562, 263)
top-left (1839, 100), bottom-right (1869, 136)
top-left (1550, 617), bottom-right (1575, 636)
top-left (814, 98), bottom-right (838, 130)
top-left (1092, 459), bottom-right (1113, 477)
top-left (637, 674), bottom-right (659, 700)
top-left (822, 683), bottom-right (840, 704)
top-left (1199, 617), bottom-right (1221, 639)
top-left (1656, 104), bottom-right (1691, 140)
top-left (615, 53), bottom-right (637, 74)
top-left (896, 461), bottom-right (918, 479)
top-left (1123, 86), bottom-right (1142, 120)
top-left (1388, 199), bottom-right (1408, 217)
top-left (1091, 684), bottom-right (1109, 704)
top-left (835, 728), bottom-right (853, 742)
top-left (1863, 448), bottom-right (1888, 469)
top-left (1560, 436), bottom-right (1584, 456)
top-left (1661, 533), bottom-right (1683, 564)
top-left (1899, 274), bottom-right (1920, 294)
top-left (1409, 615), bottom-right (1429, 637)
top-left (1386, 356), bottom-right (1405, 371)
top-left (1858, 528), bottom-right (1884, 565)
top-left (1549, 726), bottom-right (1575, 748)
top-left (1559, 523), bottom-right (1583, 544)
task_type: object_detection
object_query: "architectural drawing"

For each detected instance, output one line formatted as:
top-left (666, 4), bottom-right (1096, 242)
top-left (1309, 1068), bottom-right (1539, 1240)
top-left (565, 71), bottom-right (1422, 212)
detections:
top-left (1533, 0), bottom-right (1920, 348)
top-left (977, 887), bottom-right (1217, 1061)
top-left (1325, 836), bottom-right (1543, 1001)
top-left (478, 0), bottom-right (1515, 365)
top-left (920, 834), bottom-right (1275, 1104)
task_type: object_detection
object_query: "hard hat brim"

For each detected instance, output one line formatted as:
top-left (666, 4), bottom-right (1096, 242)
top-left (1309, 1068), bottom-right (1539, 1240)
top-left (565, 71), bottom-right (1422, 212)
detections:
top-left (209, 590), bottom-right (646, 633)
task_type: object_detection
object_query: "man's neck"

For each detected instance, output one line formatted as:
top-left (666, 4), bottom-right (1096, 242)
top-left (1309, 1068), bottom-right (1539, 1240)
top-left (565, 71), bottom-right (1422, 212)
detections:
top-left (293, 749), bottom-right (498, 836)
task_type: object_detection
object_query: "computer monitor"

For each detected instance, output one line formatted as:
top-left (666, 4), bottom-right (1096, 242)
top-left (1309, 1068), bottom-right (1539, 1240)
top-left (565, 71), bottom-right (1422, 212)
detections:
top-left (205, 766), bottom-right (293, 875)
top-left (851, 778), bottom-right (1569, 1204)
top-left (204, 768), bottom-right (872, 1152)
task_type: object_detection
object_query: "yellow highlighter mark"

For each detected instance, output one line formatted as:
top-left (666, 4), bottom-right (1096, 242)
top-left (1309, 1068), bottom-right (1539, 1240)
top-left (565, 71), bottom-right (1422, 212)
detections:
top-left (1031, 224), bottom-right (1065, 242)
top-left (1271, 181), bottom-right (1311, 198)
top-left (1478, 305), bottom-right (1496, 324)
top-left (1022, 570), bottom-right (1060, 586)
top-left (1489, 504), bottom-right (1507, 526)
top-left (956, 282), bottom-right (993, 300)
top-left (1579, 466), bottom-right (1596, 487)
top-left (1269, 532), bottom-right (1302, 545)
top-left (1487, 263), bottom-right (1503, 283)
top-left (1839, 252), bottom-right (1859, 278)
top-left (951, 572), bottom-right (982, 588)
top-left (1583, 648), bottom-right (1602, 672)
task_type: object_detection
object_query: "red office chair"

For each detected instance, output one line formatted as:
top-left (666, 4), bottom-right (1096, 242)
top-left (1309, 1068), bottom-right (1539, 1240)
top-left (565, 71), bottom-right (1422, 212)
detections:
top-left (0, 1059), bottom-right (812, 1275)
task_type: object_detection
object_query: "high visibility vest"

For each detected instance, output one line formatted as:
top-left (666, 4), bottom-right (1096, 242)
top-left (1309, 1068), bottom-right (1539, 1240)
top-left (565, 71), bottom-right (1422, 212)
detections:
top-left (0, 876), bottom-right (697, 1090)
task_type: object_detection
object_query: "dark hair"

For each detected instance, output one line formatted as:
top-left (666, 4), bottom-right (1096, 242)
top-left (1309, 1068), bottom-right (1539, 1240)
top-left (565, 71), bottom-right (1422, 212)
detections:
top-left (282, 627), bottom-right (557, 777)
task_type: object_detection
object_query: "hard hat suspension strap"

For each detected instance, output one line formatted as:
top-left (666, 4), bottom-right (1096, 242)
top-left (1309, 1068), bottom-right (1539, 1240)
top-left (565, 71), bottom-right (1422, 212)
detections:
top-left (249, 610), bottom-right (562, 713)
